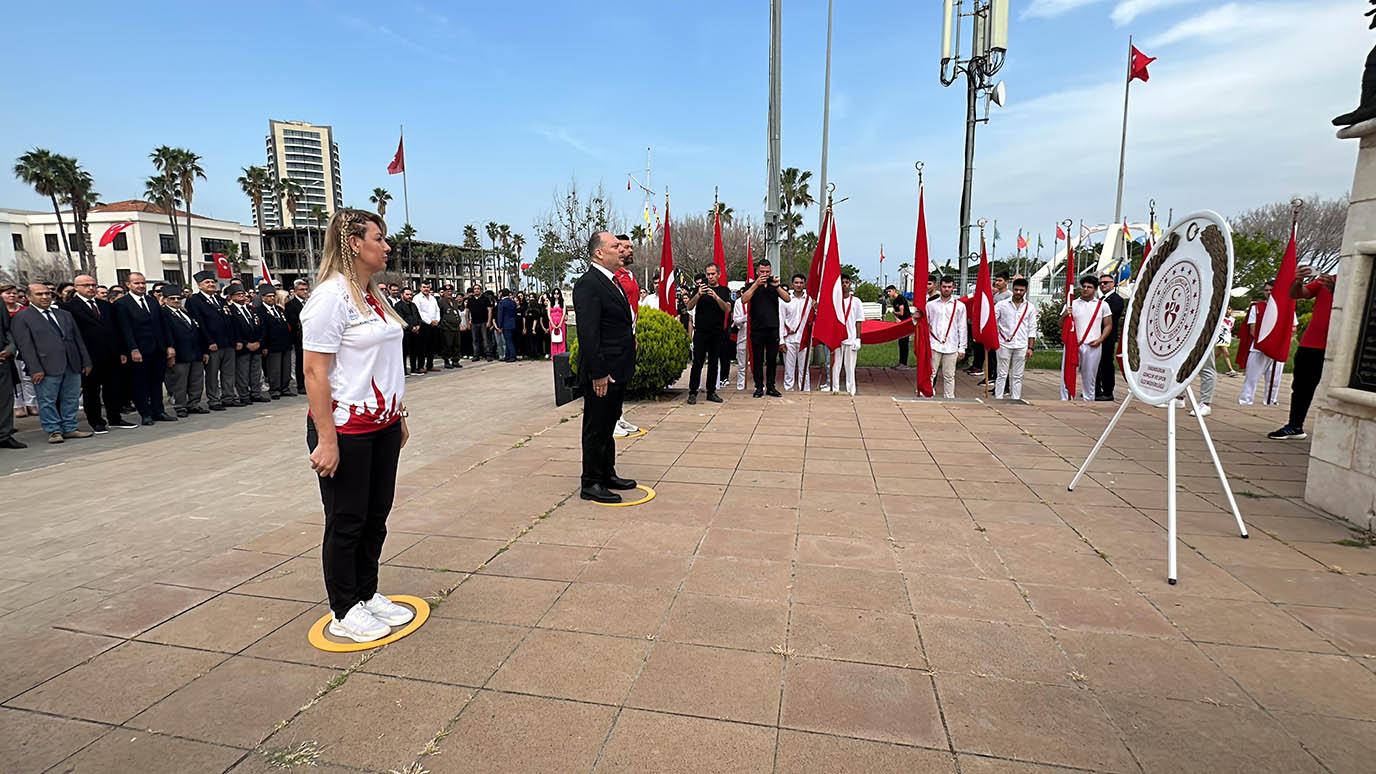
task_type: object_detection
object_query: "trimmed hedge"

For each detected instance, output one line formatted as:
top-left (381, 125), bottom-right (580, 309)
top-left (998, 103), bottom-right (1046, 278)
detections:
top-left (569, 306), bottom-right (691, 399)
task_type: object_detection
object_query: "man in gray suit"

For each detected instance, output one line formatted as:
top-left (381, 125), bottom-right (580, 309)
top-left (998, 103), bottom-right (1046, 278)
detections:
top-left (12, 283), bottom-right (93, 443)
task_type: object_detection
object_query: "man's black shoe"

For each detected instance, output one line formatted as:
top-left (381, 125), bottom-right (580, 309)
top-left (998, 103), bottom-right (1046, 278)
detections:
top-left (252, 396), bottom-right (271, 403)
top-left (175, 410), bottom-right (189, 418)
top-left (687, 393), bottom-right (698, 405)
top-left (191, 407), bottom-right (210, 414)
top-left (580, 484), bottom-right (622, 503)
top-left (154, 413), bottom-right (179, 422)
top-left (0, 437), bottom-right (27, 449)
top-left (753, 388), bottom-right (764, 398)
top-left (110, 418), bottom-right (139, 428)
top-left (706, 393), bottom-right (724, 403)
top-left (209, 404), bottom-right (226, 411)
top-left (1095, 396), bottom-right (1115, 402)
top-left (91, 424), bottom-right (109, 434)
top-left (606, 477), bottom-right (637, 490)
top-left (141, 418), bottom-right (155, 426)
top-left (766, 388), bottom-right (782, 397)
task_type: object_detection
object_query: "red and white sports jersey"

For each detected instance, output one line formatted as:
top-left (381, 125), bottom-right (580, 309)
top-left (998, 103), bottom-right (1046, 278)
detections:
top-left (301, 275), bottom-right (405, 433)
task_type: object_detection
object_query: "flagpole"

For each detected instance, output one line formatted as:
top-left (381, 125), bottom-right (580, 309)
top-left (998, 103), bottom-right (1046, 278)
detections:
top-left (399, 124), bottom-right (412, 283)
top-left (818, 0), bottom-right (834, 240)
top-left (1113, 36), bottom-right (1132, 271)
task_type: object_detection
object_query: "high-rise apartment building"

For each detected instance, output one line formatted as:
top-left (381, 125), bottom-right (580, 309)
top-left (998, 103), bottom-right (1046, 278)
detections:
top-left (259, 120), bottom-right (343, 228)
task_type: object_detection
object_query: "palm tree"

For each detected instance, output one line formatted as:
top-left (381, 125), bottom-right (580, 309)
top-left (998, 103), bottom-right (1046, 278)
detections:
top-left (498, 224), bottom-right (513, 287)
top-left (370, 187), bottom-right (392, 218)
top-left (707, 201), bottom-right (735, 225)
top-left (309, 204), bottom-right (327, 276)
top-left (174, 150), bottom-right (206, 281)
top-left (55, 157), bottom-right (99, 274)
top-left (277, 177), bottom-right (305, 278)
top-left (780, 167), bottom-right (815, 274)
top-left (237, 165), bottom-right (271, 259)
top-left (630, 224), bottom-right (647, 247)
top-left (511, 232), bottom-right (526, 287)
top-left (144, 174), bottom-right (181, 270)
top-left (396, 223), bottom-right (417, 278)
top-left (14, 149), bottom-right (74, 270)
top-left (149, 146), bottom-right (185, 266)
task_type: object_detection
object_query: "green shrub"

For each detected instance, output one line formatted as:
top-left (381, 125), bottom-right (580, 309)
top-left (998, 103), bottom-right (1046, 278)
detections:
top-left (1037, 300), bottom-right (1065, 347)
top-left (853, 281), bottom-right (882, 303)
top-left (569, 306), bottom-right (690, 399)
top-left (1295, 311), bottom-right (1312, 344)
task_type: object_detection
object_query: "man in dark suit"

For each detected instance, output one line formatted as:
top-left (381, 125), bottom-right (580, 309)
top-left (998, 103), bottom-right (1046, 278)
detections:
top-left (496, 289), bottom-right (518, 362)
top-left (285, 279), bottom-right (309, 393)
top-left (394, 287), bottom-right (423, 375)
top-left (227, 283), bottom-right (270, 404)
top-left (62, 274), bottom-right (135, 432)
top-left (186, 271), bottom-right (237, 409)
top-left (12, 283), bottom-right (92, 443)
top-left (0, 301), bottom-right (24, 448)
top-left (257, 285), bottom-right (294, 398)
top-left (159, 285), bottom-right (208, 417)
top-left (573, 232), bottom-right (638, 503)
top-left (113, 272), bottom-right (176, 425)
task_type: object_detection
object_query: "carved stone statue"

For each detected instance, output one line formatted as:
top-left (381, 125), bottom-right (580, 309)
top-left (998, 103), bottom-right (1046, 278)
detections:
top-left (1333, 1), bottom-right (1376, 126)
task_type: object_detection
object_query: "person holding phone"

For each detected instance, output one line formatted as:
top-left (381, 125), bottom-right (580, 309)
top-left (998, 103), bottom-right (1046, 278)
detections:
top-left (741, 257), bottom-right (791, 397)
top-left (685, 265), bottom-right (731, 404)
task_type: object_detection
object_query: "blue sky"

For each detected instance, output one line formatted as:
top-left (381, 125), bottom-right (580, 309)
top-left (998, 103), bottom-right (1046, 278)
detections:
top-left (1, 0), bottom-right (1364, 281)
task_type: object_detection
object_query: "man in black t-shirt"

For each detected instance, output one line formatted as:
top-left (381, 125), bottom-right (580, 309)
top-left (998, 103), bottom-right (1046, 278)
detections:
top-left (466, 283), bottom-right (494, 361)
top-left (742, 257), bottom-right (791, 397)
top-left (1095, 273), bottom-right (1126, 401)
top-left (885, 285), bottom-right (912, 368)
top-left (685, 265), bottom-right (732, 404)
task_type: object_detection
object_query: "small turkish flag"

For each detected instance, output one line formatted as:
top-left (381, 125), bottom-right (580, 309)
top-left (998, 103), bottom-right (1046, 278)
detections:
top-left (98, 221), bottom-right (134, 247)
top-left (213, 253), bottom-right (233, 279)
top-left (1130, 45), bottom-right (1156, 83)
top-left (1017, 233), bottom-right (1028, 250)
top-left (1056, 225), bottom-right (1067, 241)
top-left (388, 137), bottom-right (405, 175)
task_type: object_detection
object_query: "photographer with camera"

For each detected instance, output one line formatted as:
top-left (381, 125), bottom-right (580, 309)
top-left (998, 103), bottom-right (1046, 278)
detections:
top-left (741, 257), bottom-right (791, 398)
top-left (684, 265), bottom-right (732, 404)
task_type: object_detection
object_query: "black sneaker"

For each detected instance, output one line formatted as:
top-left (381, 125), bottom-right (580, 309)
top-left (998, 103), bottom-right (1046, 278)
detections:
top-left (91, 424), bottom-right (109, 434)
top-left (1267, 425), bottom-right (1307, 440)
top-left (706, 393), bottom-right (724, 403)
top-left (687, 393), bottom-right (698, 405)
top-left (753, 388), bottom-right (764, 398)
top-left (766, 388), bottom-right (782, 397)
top-left (109, 419), bottom-right (139, 429)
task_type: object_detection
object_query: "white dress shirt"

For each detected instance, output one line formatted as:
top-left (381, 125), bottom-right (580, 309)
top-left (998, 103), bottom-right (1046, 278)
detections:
top-left (994, 298), bottom-right (1033, 350)
top-left (780, 295), bottom-right (811, 345)
top-left (415, 291), bottom-right (440, 324)
top-left (926, 297), bottom-right (967, 354)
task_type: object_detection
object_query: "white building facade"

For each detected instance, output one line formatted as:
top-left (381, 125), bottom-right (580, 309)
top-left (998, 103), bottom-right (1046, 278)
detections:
top-left (3, 201), bottom-right (260, 287)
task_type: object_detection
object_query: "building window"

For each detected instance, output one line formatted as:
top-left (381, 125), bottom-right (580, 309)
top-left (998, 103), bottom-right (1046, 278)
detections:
top-left (10, 234), bottom-right (21, 251)
top-left (160, 234), bottom-right (177, 254)
top-left (116, 269), bottom-right (131, 286)
top-left (200, 237), bottom-right (231, 254)
top-left (113, 232), bottom-right (129, 251)
top-left (45, 234), bottom-right (60, 252)
top-left (241, 241), bottom-right (251, 259)
top-left (164, 269), bottom-right (184, 286)
top-left (70, 233), bottom-right (80, 249)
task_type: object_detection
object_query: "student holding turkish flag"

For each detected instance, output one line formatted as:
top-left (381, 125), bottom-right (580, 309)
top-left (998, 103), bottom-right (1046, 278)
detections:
top-left (1268, 266), bottom-right (1336, 440)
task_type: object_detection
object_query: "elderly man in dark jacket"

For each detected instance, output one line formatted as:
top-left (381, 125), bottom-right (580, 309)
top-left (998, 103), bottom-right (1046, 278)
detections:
top-left (12, 282), bottom-right (92, 442)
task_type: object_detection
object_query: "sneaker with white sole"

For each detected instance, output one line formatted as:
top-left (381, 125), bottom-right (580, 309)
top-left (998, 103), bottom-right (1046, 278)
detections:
top-left (361, 593), bottom-right (415, 627)
top-left (1188, 404), bottom-right (1212, 417)
top-left (1267, 425), bottom-right (1307, 440)
top-left (617, 419), bottom-right (639, 433)
top-left (328, 602), bottom-right (390, 642)
top-left (613, 425), bottom-right (633, 438)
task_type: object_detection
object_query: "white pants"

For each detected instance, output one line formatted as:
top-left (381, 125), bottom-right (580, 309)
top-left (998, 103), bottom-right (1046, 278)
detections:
top-left (995, 348), bottom-right (1026, 400)
top-left (1240, 352), bottom-right (1282, 405)
top-left (935, 351), bottom-right (958, 398)
top-left (735, 336), bottom-right (749, 390)
top-left (783, 340), bottom-right (809, 391)
top-left (1078, 343), bottom-right (1102, 401)
top-left (830, 346), bottom-right (858, 395)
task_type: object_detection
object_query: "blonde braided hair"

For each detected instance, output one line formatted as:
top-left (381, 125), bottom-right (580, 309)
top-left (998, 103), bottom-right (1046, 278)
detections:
top-left (319, 208), bottom-right (404, 325)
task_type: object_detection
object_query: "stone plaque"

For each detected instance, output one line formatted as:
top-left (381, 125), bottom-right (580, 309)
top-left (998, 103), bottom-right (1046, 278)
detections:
top-left (1350, 270), bottom-right (1376, 392)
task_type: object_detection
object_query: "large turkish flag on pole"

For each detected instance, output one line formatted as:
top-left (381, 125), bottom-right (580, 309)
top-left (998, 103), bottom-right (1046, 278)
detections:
top-left (1254, 224), bottom-right (1298, 362)
top-left (972, 238), bottom-right (999, 352)
top-left (812, 217), bottom-right (846, 352)
top-left (657, 200), bottom-right (675, 312)
top-left (388, 137), bottom-right (405, 175)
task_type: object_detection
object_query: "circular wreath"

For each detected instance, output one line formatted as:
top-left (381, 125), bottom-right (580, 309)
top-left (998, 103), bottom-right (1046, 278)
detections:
top-left (1126, 224), bottom-right (1230, 385)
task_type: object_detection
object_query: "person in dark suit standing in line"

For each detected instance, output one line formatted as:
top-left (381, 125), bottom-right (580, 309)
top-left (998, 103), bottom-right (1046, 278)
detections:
top-left (0, 294), bottom-right (26, 448)
top-left (186, 271), bottom-right (237, 410)
top-left (62, 274), bottom-right (136, 432)
top-left (394, 287), bottom-right (423, 375)
top-left (12, 283), bottom-right (92, 443)
top-left (258, 286), bottom-right (294, 398)
top-left (1094, 273), bottom-right (1125, 402)
top-left (113, 272), bottom-right (176, 425)
top-left (496, 289), bottom-right (518, 362)
top-left (228, 282), bottom-right (271, 404)
top-left (573, 232), bottom-right (638, 503)
top-left (286, 279), bottom-right (309, 393)
top-left (159, 286), bottom-right (208, 417)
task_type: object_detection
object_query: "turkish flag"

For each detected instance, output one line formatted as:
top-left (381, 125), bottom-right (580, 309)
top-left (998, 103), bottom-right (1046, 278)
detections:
top-left (801, 209), bottom-right (831, 347)
top-left (1017, 233), bottom-right (1028, 250)
top-left (213, 254), bottom-right (233, 279)
top-left (98, 221), bottom-right (134, 247)
top-left (520, 262), bottom-right (532, 270)
top-left (388, 137), bottom-right (405, 175)
top-left (972, 239), bottom-right (999, 352)
top-left (911, 188), bottom-right (933, 397)
top-left (259, 257), bottom-right (275, 287)
top-left (656, 201), bottom-right (674, 312)
top-left (812, 217), bottom-right (847, 352)
top-left (1130, 45), bottom-right (1156, 83)
top-left (1060, 238), bottom-right (1078, 400)
top-left (712, 209), bottom-right (726, 284)
top-left (1056, 225), bottom-right (1067, 241)
top-left (1254, 225), bottom-right (1298, 362)
top-left (913, 186), bottom-right (929, 290)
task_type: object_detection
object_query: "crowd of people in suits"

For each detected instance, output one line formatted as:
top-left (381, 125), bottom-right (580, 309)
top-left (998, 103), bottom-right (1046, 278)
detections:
top-left (377, 281), bottom-right (565, 369)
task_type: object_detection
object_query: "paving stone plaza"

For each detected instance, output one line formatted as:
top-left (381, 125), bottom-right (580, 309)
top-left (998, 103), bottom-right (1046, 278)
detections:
top-left (2, 361), bottom-right (1374, 773)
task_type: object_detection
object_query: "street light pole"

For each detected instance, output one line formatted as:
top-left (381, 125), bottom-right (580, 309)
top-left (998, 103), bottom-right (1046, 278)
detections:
top-left (765, 0), bottom-right (783, 271)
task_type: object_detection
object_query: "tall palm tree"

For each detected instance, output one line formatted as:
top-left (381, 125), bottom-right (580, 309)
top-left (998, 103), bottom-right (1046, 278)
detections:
top-left (370, 188), bottom-right (392, 218)
top-left (278, 178), bottom-right (305, 277)
top-left (498, 224), bottom-right (513, 287)
top-left (144, 174), bottom-right (181, 271)
top-left (149, 146), bottom-right (185, 265)
top-left (58, 160), bottom-right (100, 275)
top-left (485, 222), bottom-right (500, 284)
top-left (511, 233), bottom-right (526, 286)
top-left (308, 204), bottom-right (327, 276)
top-left (14, 148), bottom-right (74, 269)
top-left (174, 150), bottom-right (206, 281)
top-left (630, 224), bottom-right (647, 247)
top-left (780, 168), bottom-right (815, 275)
top-left (237, 165), bottom-right (271, 260)
top-left (707, 201), bottom-right (735, 225)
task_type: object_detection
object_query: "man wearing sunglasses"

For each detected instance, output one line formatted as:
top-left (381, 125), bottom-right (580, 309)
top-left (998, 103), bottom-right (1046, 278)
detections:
top-left (1095, 273), bottom-right (1126, 402)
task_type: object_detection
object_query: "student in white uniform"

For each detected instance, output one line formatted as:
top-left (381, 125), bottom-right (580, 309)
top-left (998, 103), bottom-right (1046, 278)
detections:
top-left (925, 275), bottom-right (967, 398)
top-left (732, 291), bottom-right (750, 390)
top-left (1064, 275), bottom-right (1113, 401)
top-left (830, 275), bottom-right (865, 395)
top-left (993, 277), bottom-right (1035, 400)
top-left (1239, 281), bottom-right (1291, 406)
top-left (780, 274), bottom-right (811, 391)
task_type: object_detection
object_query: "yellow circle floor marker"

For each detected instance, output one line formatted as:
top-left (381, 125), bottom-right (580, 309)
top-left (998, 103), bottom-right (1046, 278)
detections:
top-left (307, 595), bottom-right (430, 652)
top-left (593, 484), bottom-right (656, 507)
top-left (615, 428), bottom-right (648, 440)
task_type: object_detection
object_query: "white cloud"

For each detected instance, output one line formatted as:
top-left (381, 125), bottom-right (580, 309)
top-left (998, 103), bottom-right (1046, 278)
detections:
top-left (1146, 2), bottom-right (1296, 48)
top-left (1111, 0), bottom-right (1198, 26)
top-left (533, 126), bottom-right (605, 161)
top-left (1023, 0), bottom-right (1105, 20)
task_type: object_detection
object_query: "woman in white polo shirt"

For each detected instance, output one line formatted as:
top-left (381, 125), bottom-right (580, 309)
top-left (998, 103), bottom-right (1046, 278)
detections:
top-left (300, 209), bottom-right (414, 643)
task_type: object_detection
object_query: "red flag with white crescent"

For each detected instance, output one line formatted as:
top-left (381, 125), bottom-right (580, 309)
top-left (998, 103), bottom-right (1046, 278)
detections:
top-left (973, 239), bottom-right (999, 351)
top-left (812, 217), bottom-right (846, 352)
top-left (1060, 237), bottom-right (1078, 400)
top-left (213, 253), bottom-right (233, 279)
top-left (656, 200), bottom-right (674, 312)
top-left (387, 137), bottom-right (405, 175)
top-left (259, 257), bottom-right (275, 286)
top-left (98, 222), bottom-right (134, 247)
top-left (712, 209), bottom-right (726, 284)
top-left (1254, 224), bottom-right (1298, 362)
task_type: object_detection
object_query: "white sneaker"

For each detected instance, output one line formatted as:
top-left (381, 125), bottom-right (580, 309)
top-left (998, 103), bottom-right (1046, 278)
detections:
top-left (616, 419), bottom-right (639, 433)
top-left (1189, 404), bottom-right (1212, 417)
top-left (613, 425), bottom-right (633, 438)
top-left (328, 602), bottom-right (390, 642)
top-left (362, 593), bottom-right (415, 626)
top-left (819, 383), bottom-right (830, 392)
